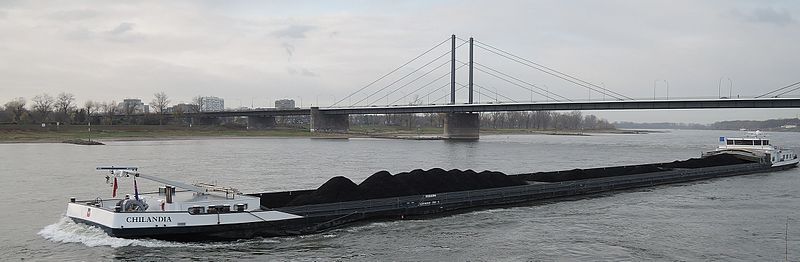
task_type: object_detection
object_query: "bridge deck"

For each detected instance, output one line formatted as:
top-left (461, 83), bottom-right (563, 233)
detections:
top-left (106, 98), bottom-right (800, 118)
top-left (200, 98), bottom-right (800, 117)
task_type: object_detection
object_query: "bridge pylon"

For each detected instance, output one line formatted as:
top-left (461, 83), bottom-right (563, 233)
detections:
top-left (443, 35), bottom-right (479, 140)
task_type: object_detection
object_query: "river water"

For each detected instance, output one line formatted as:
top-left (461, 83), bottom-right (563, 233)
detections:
top-left (1, 129), bottom-right (799, 261)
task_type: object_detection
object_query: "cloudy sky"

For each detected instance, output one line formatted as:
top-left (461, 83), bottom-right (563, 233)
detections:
top-left (0, 0), bottom-right (798, 123)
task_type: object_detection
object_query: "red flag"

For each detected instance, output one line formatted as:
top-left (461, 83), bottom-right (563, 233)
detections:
top-left (112, 177), bottom-right (118, 198)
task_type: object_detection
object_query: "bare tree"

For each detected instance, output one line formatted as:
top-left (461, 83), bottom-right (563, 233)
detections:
top-left (151, 92), bottom-right (170, 125)
top-left (122, 102), bottom-right (136, 115)
top-left (100, 101), bottom-right (118, 125)
top-left (191, 96), bottom-right (205, 113)
top-left (151, 92), bottom-right (170, 114)
top-left (31, 93), bottom-right (55, 123)
top-left (4, 97), bottom-right (27, 123)
top-left (83, 100), bottom-right (97, 124)
top-left (0, 104), bottom-right (6, 122)
top-left (54, 92), bottom-right (76, 123)
top-left (84, 100), bottom-right (97, 116)
top-left (583, 114), bottom-right (598, 129)
top-left (567, 111), bottom-right (583, 130)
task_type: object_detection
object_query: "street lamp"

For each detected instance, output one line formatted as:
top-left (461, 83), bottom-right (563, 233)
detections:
top-left (717, 76), bottom-right (733, 98)
top-left (600, 82), bottom-right (606, 101)
top-left (729, 78), bottom-right (734, 98)
top-left (654, 79), bottom-right (667, 99)
top-left (543, 84), bottom-right (549, 101)
top-left (654, 80), bottom-right (657, 100)
top-left (718, 77), bottom-right (732, 99)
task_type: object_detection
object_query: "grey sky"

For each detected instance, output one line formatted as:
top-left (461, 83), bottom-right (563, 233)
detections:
top-left (0, 1), bottom-right (798, 123)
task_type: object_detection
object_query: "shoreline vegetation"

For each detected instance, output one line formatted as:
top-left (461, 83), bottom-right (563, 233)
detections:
top-left (0, 124), bottom-right (644, 144)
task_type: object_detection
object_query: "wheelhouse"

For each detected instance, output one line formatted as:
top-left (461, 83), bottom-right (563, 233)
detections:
top-left (724, 138), bottom-right (769, 146)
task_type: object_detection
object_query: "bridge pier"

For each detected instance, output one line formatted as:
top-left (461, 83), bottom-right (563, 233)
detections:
top-left (247, 116), bottom-right (276, 130)
top-left (310, 107), bottom-right (349, 133)
top-left (443, 113), bottom-right (480, 140)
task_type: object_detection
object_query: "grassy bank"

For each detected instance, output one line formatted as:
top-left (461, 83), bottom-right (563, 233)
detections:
top-left (0, 125), bottom-right (313, 143)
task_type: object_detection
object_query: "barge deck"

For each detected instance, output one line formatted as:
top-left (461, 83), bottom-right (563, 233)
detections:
top-left (248, 161), bottom-right (791, 237)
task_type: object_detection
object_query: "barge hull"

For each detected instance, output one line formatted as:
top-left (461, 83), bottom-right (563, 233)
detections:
top-left (273, 163), bottom-right (792, 235)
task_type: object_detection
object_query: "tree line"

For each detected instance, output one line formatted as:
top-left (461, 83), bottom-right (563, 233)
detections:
top-left (0, 91), bottom-right (176, 125)
top-left (350, 111), bottom-right (614, 130)
top-left (2, 92), bottom-right (613, 130)
top-left (614, 118), bottom-right (800, 131)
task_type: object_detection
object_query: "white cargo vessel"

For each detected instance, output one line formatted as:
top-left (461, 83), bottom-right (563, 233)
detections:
top-left (703, 131), bottom-right (798, 167)
top-left (66, 167), bottom-right (304, 240)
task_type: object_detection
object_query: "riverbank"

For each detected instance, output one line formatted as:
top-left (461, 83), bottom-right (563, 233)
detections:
top-left (0, 124), bottom-right (652, 143)
top-left (0, 125), bottom-right (316, 143)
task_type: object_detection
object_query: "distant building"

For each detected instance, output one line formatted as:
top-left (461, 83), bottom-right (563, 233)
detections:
top-left (119, 99), bottom-right (149, 114)
top-left (275, 99), bottom-right (296, 109)
top-left (167, 103), bottom-right (193, 114)
top-left (200, 96), bottom-right (224, 112)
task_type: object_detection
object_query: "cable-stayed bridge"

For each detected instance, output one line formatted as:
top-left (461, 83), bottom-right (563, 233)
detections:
top-left (175, 35), bottom-right (800, 139)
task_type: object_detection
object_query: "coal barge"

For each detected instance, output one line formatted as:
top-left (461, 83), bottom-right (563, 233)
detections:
top-left (65, 133), bottom-right (797, 241)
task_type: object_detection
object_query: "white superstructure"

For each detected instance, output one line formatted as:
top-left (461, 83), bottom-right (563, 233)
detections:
top-left (704, 131), bottom-right (798, 167)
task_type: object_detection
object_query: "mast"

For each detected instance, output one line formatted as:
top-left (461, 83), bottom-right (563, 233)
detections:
top-left (98, 167), bottom-right (207, 193)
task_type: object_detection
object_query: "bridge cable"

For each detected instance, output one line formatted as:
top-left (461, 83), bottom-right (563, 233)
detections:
top-left (455, 82), bottom-right (498, 104)
top-left (351, 39), bottom-right (470, 107)
top-left (772, 85), bottom-right (800, 98)
top-left (368, 59), bottom-right (451, 106)
top-left (470, 86), bottom-right (501, 104)
top-left (473, 42), bottom-right (624, 101)
top-left (431, 83), bottom-right (468, 104)
top-left (420, 82), bottom-right (455, 104)
top-left (470, 39), bottom-right (633, 100)
top-left (472, 64), bottom-right (567, 102)
top-left (471, 38), bottom-right (630, 100)
top-left (460, 82), bottom-right (517, 103)
top-left (755, 81), bottom-right (800, 98)
top-left (471, 83), bottom-right (519, 103)
top-left (389, 62), bottom-right (469, 105)
top-left (426, 81), bottom-right (516, 104)
top-left (472, 61), bottom-right (572, 102)
top-left (350, 50), bottom-right (452, 107)
top-left (330, 37), bottom-right (451, 107)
